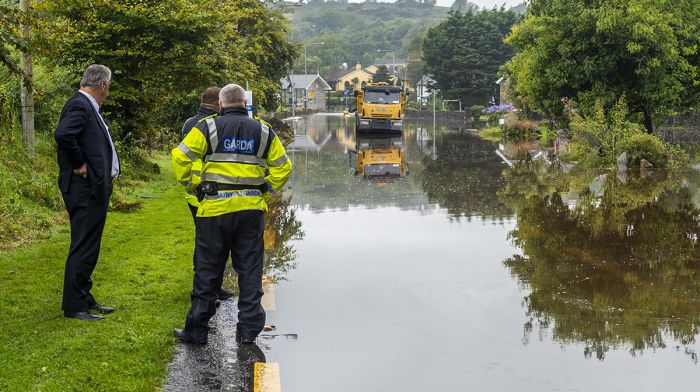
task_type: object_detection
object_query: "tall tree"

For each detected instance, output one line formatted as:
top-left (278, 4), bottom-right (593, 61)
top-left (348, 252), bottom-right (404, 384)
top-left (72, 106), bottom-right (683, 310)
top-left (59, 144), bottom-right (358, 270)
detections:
top-left (0, 1), bottom-right (25, 76)
top-left (34, 0), bottom-right (297, 142)
top-left (371, 65), bottom-right (392, 84)
top-left (506, 0), bottom-right (700, 132)
top-left (422, 9), bottom-right (521, 106)
top-left (19, 0), bottom-right (34, 158)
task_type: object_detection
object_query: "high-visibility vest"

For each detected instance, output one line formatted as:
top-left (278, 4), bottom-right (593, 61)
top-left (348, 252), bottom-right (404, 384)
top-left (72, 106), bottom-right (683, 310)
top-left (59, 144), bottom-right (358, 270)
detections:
top-left (171, 107), bottom-right (292, 217)
top-left (180, 110), bottom-right (217, 208)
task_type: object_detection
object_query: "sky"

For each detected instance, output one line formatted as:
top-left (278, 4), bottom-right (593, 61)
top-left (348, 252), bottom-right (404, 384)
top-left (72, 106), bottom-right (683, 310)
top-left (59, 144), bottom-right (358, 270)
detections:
top-left (347, 0), bottom-right (524, 8)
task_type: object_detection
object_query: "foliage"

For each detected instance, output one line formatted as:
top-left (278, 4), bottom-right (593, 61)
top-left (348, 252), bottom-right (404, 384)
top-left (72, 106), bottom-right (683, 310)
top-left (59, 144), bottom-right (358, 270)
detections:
top-left (505, 118), bottom-right (539, 141)
top-left (0, 0), bottom-right (26, 76)
top-left (422, 9), bottom-right (521, 106)
top-left (566, 97), bottom-right (687, 171)
top-left (289, 0), bottom-right (451, 78)
top-left (34, 0), bottom-right (297, 143)
top-left (371, 65), bottom-right (392, 84)
top-left (469, 104), bottom-right (484, 123)
top-left (538, 123), bottom-right (557, 147)
top-left (506, 0), bottom-right (700, 132)
top-left (0, 131), bottom-right (161, 251)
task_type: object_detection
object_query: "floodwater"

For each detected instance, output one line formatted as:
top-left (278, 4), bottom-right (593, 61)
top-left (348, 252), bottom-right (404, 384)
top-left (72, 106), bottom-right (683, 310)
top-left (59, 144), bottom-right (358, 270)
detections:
top-left (259, 114), bottom-right (700, 391)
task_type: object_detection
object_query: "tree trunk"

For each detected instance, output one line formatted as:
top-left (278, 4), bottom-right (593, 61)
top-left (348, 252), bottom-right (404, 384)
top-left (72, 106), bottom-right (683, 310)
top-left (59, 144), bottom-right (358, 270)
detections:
top-left (20, 0), bottom-right (35, 159)
top-left (643, 106), bottom-right (654, 134)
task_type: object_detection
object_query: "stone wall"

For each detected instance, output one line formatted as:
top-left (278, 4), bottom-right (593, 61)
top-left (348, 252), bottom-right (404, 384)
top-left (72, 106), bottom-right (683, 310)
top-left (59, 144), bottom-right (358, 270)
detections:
top-left (655, 115), bottom-right (700, 143)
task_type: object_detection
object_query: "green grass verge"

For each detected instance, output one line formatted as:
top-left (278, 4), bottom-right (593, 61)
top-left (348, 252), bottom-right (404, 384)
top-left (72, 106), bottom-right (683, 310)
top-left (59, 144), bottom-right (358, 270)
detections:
top-left (0, 154), bottom-right (194, 391)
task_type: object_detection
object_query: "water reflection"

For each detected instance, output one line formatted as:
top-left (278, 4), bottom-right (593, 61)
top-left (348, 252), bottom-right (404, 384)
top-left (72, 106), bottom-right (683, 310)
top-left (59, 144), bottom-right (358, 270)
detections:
top-left (349, 134), bottom-right (408, 180)
top-left (223, 194), bottom-right (304, 288)
top-left (288, 115), bottom-right (513, 223)
top-left (501, 163), bottom-right (700, 362)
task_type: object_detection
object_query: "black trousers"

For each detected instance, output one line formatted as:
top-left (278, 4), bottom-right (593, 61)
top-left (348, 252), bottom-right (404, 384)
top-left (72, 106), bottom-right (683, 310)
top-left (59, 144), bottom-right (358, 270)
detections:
top-left (61, 175), bottom-right (110, 312)
top-left (184, 210), bottom-right (265, 341)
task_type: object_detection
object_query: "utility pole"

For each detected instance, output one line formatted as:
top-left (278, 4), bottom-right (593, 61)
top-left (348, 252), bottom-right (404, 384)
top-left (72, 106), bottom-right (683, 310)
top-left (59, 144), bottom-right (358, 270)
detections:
top-left (20, 0), bottom-right (35, 159)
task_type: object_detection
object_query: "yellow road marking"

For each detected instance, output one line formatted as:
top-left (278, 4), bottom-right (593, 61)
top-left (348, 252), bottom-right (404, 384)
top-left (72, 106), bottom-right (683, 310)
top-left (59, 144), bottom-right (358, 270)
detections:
top-left (254, 362), bottom-right (281, 392)
top-left (261, 276), bottom-right (276, 311)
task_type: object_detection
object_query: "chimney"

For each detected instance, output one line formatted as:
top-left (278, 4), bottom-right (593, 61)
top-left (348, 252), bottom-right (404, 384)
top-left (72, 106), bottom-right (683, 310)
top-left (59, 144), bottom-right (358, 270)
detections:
top-left (355, 63), bottom-right (361, 70)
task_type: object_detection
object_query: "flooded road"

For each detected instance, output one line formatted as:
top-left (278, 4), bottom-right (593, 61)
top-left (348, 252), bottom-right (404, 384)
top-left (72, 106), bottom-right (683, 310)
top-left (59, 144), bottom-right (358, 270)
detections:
top-left (260, 114), bottom-right (700, 391)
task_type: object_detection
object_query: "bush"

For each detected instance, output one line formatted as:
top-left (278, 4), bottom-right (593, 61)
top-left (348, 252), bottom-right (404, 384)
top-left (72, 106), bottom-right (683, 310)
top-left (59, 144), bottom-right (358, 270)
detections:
top-left (624, 133), bottom-right (668, 167)
top-left (505, 119), bottom-right (540, 141)
top-left (470, 105), bottom-right (485, 123)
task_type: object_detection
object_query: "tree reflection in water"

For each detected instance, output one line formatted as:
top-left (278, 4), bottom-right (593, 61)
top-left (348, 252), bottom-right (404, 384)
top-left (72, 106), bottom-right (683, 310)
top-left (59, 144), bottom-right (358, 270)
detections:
top-left (223, 194), bottom-right (304, 289)
top-left (500, 163), bottom-right (700, 362)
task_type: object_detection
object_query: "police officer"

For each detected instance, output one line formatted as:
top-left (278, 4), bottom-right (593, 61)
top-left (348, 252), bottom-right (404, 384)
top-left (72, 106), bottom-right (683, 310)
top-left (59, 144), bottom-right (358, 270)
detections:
top-left (180, 87), bottom-right (234, 301)
top-left (172, 84), bottom-right (292, 344)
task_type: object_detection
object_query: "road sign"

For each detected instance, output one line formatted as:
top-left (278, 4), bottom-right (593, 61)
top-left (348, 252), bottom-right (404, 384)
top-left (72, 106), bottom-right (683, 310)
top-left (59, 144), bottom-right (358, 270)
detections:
top-left (245, 90), bottom-right (253, 118)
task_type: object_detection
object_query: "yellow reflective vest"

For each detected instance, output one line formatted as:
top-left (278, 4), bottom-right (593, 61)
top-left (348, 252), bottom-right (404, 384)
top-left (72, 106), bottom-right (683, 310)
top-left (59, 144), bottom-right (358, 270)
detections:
top-left (172, 107), bottom-right (292, 217)
top-left (180, 108), bottom-right (218, 208)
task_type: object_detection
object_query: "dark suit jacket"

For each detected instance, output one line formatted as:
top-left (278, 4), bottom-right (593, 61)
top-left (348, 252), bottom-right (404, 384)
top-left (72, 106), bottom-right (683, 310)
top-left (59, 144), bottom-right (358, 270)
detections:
top-left (54, 92), bottom-right (115, 202)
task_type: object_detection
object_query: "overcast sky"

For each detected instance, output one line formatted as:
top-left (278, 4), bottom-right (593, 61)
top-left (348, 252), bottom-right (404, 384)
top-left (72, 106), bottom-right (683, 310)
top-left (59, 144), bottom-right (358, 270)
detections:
top-left (347, 0), bottom-right (524, 8)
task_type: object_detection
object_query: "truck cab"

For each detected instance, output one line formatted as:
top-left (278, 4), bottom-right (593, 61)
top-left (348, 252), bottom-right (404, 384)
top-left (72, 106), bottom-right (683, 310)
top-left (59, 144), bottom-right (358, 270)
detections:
top-left (354, 83), bottom-right (406, 133)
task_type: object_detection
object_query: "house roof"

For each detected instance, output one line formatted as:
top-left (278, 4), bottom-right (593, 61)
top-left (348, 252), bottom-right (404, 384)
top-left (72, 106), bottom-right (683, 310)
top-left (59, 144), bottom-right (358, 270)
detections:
top-left (326, 69), bottom-right (353, 82)
top-left (325, 68), bottom-right (373, 82)
top-left (281, 74), bottom-right (331, 90)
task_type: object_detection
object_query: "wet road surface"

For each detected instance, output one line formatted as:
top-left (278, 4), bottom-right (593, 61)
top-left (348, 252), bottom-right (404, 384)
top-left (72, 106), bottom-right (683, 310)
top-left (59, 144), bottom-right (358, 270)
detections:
top-left (168, 114), bottom-right (700, 391)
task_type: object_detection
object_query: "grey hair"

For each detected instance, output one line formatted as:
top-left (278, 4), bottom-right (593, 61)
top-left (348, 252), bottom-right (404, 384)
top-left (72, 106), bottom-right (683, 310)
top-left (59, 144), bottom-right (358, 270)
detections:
top-left (219, 84), bottom-right (246, 108)
top-left (80, 64), bottom-right (112, 88)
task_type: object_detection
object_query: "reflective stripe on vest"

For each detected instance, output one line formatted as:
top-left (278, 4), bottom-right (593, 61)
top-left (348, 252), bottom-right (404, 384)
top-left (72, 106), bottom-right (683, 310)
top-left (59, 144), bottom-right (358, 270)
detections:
top-left (257, 123), bottom-right (270, 158)
top-left (201, 172), bottom-right (266, 185)
top-left (206, 118), bottom-right (219, 152)
top-left (203, 189), bottom-right (263, 200)
top-left (269, 154), bottom-right (289, 167)
top-left (207, 152), bottom-right (263, 165)
top-left (178, 143), bottom-right (196, 161)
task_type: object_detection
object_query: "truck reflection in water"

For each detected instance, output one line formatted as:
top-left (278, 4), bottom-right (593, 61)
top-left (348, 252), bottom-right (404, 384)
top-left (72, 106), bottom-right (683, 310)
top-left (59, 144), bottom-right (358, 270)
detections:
top-left (500, 162), bottom-right (700, 362)
top-left (349, 134), bottom-right (408, 180)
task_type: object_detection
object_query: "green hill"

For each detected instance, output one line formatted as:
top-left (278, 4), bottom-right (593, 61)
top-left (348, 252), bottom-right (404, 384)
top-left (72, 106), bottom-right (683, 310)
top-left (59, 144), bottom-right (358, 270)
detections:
top-left (287, 1), bottom-right (455, 75)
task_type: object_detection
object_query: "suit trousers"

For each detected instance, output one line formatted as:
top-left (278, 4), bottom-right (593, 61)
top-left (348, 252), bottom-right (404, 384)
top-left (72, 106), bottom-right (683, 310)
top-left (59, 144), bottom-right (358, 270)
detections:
top-left (184, 210), bottom-right (265, 341)
top-left (61, 175), bottom-right (110, 312)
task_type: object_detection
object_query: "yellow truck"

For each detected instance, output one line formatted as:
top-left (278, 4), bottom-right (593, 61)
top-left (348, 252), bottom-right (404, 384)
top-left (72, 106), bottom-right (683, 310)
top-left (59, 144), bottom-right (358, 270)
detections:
top-left (353, 135), bottom-right (408, 178)
top-left (353, 83), bottom-right (406, 133)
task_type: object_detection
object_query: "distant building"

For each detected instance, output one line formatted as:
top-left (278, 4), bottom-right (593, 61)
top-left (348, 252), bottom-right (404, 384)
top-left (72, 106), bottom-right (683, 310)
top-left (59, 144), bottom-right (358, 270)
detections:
top-left (415, 75), bottom-right (437, 104)
top-left (495, 77), bottom-right (511, 106)
top-left (325, 64), bottom-right (374, 92)
top-left (281, 74), bottom-right (332, 111)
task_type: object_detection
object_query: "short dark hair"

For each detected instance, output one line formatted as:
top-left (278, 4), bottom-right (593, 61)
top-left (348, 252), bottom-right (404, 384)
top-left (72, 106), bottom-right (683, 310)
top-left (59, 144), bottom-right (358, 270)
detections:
top-left (201, 87), bottom-right (221, 106)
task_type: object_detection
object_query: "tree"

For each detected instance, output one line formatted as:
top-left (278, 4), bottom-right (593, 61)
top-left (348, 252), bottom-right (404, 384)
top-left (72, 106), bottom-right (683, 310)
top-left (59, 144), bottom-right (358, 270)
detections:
top-left (0, 1), bottom-right (25, 76)
top-left (34, 0), bottom-right (297, 142)
top-left (372, 65), bottom-right (391, 83)
top-left (422, 9), bottom-right (521, 106)
top-left (506, 0), bottom-right (700, 132)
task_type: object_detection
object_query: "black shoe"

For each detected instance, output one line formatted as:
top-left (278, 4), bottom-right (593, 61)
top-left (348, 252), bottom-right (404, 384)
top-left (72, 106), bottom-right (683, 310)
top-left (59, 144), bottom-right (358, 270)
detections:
top-left (64, 311), bottom-right (103, 321)
top-left (235, 330), bottom-right (256, 345)
top-left (215, 299), bottom-right (221, 308)
top-left (89, 304), bottom-right (115, 314)
top-left (218, 288), bottom-right (234, 300)
top-left (173, 329), bottom-right (207, 344)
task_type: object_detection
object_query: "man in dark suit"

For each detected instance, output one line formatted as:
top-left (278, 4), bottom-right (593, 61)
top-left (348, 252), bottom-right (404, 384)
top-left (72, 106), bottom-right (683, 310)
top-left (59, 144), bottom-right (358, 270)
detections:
top-left (54, 64), bottom-right (119, 321)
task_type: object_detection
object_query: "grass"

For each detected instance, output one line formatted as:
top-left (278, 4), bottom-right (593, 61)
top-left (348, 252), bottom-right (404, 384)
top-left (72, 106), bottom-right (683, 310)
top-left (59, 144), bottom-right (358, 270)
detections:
top-left (0, 154), bottom-right (196, 391)
top-left (479, 126), bottom-right (505, 142)
top-left (0, 134), bottom-right (161, 252)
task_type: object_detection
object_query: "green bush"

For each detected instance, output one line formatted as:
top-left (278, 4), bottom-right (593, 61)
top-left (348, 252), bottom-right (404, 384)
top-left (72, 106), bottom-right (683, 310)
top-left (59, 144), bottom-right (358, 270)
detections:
top-left (470, 105), bottom-right (485, 123)
top-left (623, 133), bottom-right (668, 167)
